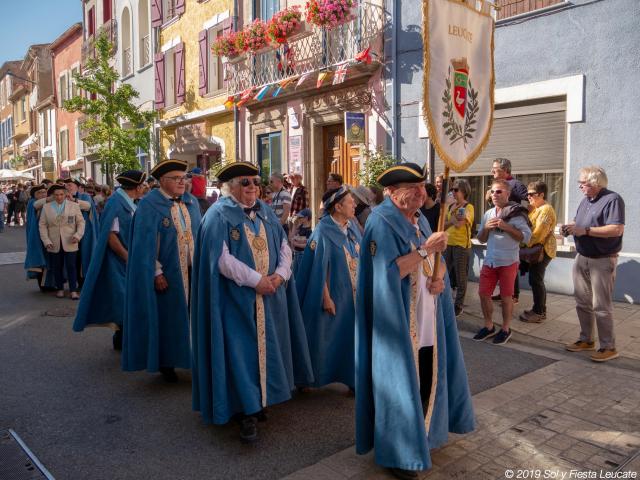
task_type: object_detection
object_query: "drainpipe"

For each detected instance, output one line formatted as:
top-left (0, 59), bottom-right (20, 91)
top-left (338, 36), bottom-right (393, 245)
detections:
top-left (389, 0), bottom-right (398, 160)
top-left (233, 0), bottom-right (240, 161)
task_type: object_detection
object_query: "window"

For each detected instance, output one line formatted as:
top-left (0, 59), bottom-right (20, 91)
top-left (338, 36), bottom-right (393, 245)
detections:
top-left (41, 111), bottom-right (49, 147)
top-left (121, 7), bottom-right (133, 77)
top-left (20, 98), bottom-right (26, 123)
top-left (162, 0), bottom-right (185, 23)
top-left (209, 27), bottom-right (224, 93)
top-left (164, 47), bottom-right (177, 107)
top-left (138, 0), bottom-right (151, 67)
top-left (258, 0), bottom-right (280, 21)
top-left (88, 7), bottom-right (96, 37)
top-left (257, 132), bottom-right (282, 182)
top-left (59, 72), bottom-right (70, 107)
top-left (75, 123), bottom-right (84, 156)
top-left (495, 0), bottom-right (565, 20)
top-left (71, 67), bottom-right (80, 98)
top-left (59, 129), bottom-right (69, 163)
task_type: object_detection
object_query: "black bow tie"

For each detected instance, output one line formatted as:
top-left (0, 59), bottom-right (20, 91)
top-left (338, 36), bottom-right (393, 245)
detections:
top-left (171, 197), bottom-right (182, 203)
top-left (243, 203), bottom-right (260, 215)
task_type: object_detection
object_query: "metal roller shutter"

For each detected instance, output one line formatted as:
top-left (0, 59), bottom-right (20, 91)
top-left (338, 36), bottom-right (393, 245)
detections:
top-left (434, 108), bottom-right (566, 176)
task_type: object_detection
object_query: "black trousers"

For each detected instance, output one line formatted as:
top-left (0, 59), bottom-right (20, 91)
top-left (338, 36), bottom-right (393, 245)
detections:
top-left (419, 346), bottom-right (434, 418)
top-left (50, 250), bottom-right (78, 291)
top-left (528, 254), bottom-right (552, 314)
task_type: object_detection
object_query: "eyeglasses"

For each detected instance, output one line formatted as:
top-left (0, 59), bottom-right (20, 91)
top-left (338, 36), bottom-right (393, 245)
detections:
top-left (450, 188), bottom-right (459, 192)
top-left (527, 192), bottom-right (538, 197)
top-left (490, 189), bottom-right (503, 195)
top-left (239, 178), bottom-right (261, 187)
top-left (164, 175), bottom-right (187, 183)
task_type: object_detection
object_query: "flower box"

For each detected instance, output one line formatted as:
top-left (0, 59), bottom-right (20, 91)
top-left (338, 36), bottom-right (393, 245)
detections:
top-left (287, 21), bottom-right (313, 42)
top-left (224, 54), bottom-right (246, 64)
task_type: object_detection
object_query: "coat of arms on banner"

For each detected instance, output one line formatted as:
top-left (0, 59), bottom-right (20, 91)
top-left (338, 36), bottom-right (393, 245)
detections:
top-left (422, 0), bottom-right (495, 173)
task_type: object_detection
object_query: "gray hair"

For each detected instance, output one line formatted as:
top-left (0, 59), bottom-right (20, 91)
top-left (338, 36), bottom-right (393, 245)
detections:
top-left (452, 178), bottom-right (471, 199)
top-left (579, 166), bottom-right (608, 188)
top-left (493, 157), bottom-right (512, 173)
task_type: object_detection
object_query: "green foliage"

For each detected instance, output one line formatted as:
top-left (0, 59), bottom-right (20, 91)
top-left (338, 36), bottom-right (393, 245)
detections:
top-left (63, 34), bottom-right (155, 185)
top-left (358, 148), bottom-right (398, 188)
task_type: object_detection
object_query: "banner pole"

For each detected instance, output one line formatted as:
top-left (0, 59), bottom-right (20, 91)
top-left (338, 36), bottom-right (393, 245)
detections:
top-left (431, 165), bottom-right (450, 279)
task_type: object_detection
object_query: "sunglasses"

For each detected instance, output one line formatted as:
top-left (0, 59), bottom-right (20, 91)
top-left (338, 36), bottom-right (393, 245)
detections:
top-left (527, 192), bottom-right (538, 197)
top-left (490, 189), bottom-right (504, 195)
top-left (450, 187), bottom-right (459, 192)
top-left (240, 178), bottom-right (261, 187)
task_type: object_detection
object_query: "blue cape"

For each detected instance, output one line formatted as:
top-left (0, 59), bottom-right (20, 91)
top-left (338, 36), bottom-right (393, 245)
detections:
top-left (191, 196), bottom-right (314, 424)
top-left (24, 199), bottom-right (47, 276)
top-left (122, 189), bottom-right (202, 372)
top-left (355, 197), bottom-right (475, 471)
top-left (296, 215), bottom-right (362, 389)
top-left (73, 192), bottom-right (135, 331)
top-left (77, 192), bottom-right (99, 278)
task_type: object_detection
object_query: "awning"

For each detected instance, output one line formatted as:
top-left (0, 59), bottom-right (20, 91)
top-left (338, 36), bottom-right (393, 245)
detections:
top-left (19, 165), bottom-right (40, 173)
top-left (20, 133), bottom-right (38, 149)
top-left (170, 122), bottom-right (222, 156)
top-left (61, 159), bottom-right (79, 168)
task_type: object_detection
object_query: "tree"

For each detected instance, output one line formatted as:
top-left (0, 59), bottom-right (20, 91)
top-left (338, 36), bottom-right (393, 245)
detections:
top-left (64, 33), bottom-right (155, 185)
top-left (358, 148), bottom-right (398, 188)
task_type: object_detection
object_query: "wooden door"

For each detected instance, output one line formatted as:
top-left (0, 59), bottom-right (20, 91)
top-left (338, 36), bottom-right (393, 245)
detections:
top-left (322, 124), bottom-right (360, 187)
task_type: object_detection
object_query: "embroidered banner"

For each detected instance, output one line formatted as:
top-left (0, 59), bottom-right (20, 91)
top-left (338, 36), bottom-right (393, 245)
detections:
top-left (422, 0), bottom-right (495, 173)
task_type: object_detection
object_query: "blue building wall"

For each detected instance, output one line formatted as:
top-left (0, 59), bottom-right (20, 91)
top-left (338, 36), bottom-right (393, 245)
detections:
top-left (391, 0), bottom-right (640, 302)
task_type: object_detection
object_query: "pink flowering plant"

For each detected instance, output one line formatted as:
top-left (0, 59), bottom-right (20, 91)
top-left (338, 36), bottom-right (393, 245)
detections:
top-left (266, 6), bottom-right (303, 45)
top-left (243, 19), bottom-right (269, 53)
top-left (305, 0), bottom-right (355, 30)
top-left (211, 31), bottom-right (240, 58)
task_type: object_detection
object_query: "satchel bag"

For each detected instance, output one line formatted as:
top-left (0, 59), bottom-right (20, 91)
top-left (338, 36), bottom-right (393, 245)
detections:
top-left (519, 244), bottom-right (544, 264)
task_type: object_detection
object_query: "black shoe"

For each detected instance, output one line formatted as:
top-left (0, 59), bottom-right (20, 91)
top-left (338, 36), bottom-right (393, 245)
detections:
top-left (159, 367), bottom-right (178, 383)
top-left (239, 416), bottom-right (258, 443)
top-left (493, 328), bottom-right (512, 345)
top-left (255, 410), bottom-right (268, 422)
top-left (388, 467), bottom-right (419, 480)
top-left (454, 305), bottom-right (463, 317)
top-left (112, 330), bottom-right (122, 351)
top-left (473, 326), bottom-right (497, 341)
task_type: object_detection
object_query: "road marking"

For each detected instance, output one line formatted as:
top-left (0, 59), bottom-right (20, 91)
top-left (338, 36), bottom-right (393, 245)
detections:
top-left (0, 251), bottom-right (26, 265)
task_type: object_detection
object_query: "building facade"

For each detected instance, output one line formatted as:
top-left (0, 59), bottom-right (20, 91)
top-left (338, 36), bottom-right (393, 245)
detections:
top-left (0, 62), bottom-right (22, 169)
top-left (155, 0), bottom-right (236, 173)
top-left (231, 0), bottom-right (386, 215)
top-left (51, 23), bottom-right (84, 180)
top-left (396, 0), bottom-right (640, 302)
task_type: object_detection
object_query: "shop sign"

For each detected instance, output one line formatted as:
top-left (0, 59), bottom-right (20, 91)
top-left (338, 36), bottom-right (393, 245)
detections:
top-left (42, 156), bottom-right (55, 173)
top-left (288, 135), bottom-right (302, 175)
top-left (344, 112), bottom-right (366, 144)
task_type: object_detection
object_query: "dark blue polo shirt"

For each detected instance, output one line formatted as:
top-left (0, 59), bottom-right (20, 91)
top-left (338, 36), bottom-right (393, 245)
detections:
top-left (574, 188), bottom-right (625, 257)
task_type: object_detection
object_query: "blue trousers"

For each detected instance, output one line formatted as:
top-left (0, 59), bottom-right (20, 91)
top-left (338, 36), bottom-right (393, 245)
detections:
top-left (50, 250), bottom-right (78, 291)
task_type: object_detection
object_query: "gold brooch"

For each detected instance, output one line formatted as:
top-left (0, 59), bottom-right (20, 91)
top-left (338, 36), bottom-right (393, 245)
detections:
top-left (162, 218), bottom-right (171, 228)
top-left (252, 237), bottom-right (267, 252)
top-left (310, 240), bottom-right (317, 251)
top-left (369, 241), bottom-right (377, 256)
top-left (230, 228), bottom-right (241, 241)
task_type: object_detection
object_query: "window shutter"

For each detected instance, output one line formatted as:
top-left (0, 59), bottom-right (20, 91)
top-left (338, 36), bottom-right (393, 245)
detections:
top-left (154, 52), bottom-right (165, 109)
top-left (175, 43), bottom-right (186, 104)
top-left (199, 30), bottom-right (208, 96)
top-left (151, 0), bottom-right (162, 27)
top-left (175, 0), bottom-right (186, 15)
top-left (222, 17), bottom-right (233, 34)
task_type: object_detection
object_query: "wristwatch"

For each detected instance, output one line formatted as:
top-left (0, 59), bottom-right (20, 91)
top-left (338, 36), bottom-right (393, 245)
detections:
top-left (417, 248), bottom-right (428, 259)
top-left (585, 227), bottom-right (590, 236)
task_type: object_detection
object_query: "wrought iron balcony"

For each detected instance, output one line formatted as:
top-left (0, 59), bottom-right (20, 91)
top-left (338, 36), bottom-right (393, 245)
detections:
top-left (140, 34), bottom-right (151, 68)
top-left (82, 19), bottom-right (118, 64)
top-left (226, 2), bottom-right (384, 96)
top-left (122, 47), bottom-right (133, 77)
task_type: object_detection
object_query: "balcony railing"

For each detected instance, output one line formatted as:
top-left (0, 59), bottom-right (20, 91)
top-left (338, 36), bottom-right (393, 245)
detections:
top-left (122, 47), bottom-right (133, 77)
top-left (140, 34), bottom-right (151, 68)
top-left (82, 19), bottom-right (118, 64)
top-left (226, 2), bottom-right (384, 96)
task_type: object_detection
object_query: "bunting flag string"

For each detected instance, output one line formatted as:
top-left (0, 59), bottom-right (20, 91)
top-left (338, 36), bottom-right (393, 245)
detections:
top-left (224, 95), bottom-right (236, 109)
top-left (235, 87), bottom-right (255, 107)
top-left (316, 71), bottom-right (328, 88)
top-left (254, 85), bottom-right (271, 101)
top-left (355, 46), bottom-right (372, 64)
top-left (295, 72), bottom-right (311, 89)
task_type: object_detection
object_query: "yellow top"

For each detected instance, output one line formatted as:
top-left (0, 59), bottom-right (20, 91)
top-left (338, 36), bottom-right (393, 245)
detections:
top-left (528, 203), bottom-right (557, 258)
top-left (446, 203), bottom-right (475, 248)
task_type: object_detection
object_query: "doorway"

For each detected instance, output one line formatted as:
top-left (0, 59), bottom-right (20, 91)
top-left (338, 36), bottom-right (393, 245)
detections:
top-left (322, 123), bottom-right (360, 188)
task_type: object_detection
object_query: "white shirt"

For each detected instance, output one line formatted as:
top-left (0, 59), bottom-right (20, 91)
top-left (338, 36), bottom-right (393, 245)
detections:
top-left (0, 193), bottom-right (8, 210)
top-left (218, 238), bottom-right (292, 288)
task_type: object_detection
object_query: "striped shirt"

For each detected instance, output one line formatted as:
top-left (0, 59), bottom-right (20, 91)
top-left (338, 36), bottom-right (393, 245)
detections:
top-left (271, 188), bottom-right (292, 221)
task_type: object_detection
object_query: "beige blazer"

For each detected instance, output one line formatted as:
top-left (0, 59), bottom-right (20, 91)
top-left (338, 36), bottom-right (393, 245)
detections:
top-left (39, 200), bottom-right (86, 253)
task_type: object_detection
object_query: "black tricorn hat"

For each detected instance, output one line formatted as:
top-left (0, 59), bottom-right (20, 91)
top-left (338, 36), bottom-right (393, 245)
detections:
top-left (376, 162), bottom-right (427, 187)
top-left (47, 184), bottom-right (66, 196)
top-left (116, 170), bottom-right (147, 188)
top-left (150, 160), bottom-right (188, 179)
top-left (216, 162), bottom-right (259, 183)
top-left (30, 184), bottom-right (47, 198)
top-left (63, 178), bottom-right (83, 187)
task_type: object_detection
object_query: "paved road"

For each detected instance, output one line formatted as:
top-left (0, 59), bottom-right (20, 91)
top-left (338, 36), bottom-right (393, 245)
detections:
top-left (0, 225), bottom-right (555, 479)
